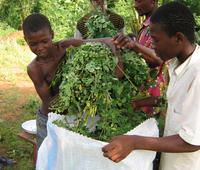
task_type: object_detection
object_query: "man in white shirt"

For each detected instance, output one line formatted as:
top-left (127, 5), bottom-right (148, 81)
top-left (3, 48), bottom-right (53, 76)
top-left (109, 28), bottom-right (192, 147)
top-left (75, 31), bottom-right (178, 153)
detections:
top-left (102, 2), bottom-right (200, 170)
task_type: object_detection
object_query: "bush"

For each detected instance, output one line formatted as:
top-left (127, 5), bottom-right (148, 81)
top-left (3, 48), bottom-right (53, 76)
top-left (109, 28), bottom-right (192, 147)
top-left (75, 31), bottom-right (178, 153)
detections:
top-left (0, 0), bottom-right (41, 29)
top-left (0, 0), bottom-right (134, 40)
top-left (39, 0), bottom-right (90, 41)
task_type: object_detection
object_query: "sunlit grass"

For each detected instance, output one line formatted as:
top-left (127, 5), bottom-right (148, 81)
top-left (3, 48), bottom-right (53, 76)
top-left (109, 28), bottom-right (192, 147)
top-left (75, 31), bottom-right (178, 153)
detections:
top-left (0, 21), bottom-right (16, 39)
top-left (0, 39), bottom-right (35, 67)
top-left (0, 88), bottom-right (38, 170)
top-left (0, 39), bottom-right (35, 83)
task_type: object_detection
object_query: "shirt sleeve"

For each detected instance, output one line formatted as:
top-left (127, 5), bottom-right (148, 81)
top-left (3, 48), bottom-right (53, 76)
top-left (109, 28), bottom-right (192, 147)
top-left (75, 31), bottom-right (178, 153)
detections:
top-left (119, 27), bottom-right (125, 34)
top-left (179, 72), bottom-right (200, 145)
top-left (74, 29), bottom-right (83, 39)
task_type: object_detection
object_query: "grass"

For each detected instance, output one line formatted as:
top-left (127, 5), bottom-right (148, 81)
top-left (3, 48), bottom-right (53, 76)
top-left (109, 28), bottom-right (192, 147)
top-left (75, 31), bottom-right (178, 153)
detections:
top-left (0, 38), bottom-right (35, 84)
top-left (0, 88), bottom-right (39, 170)
top-left (0, 21), bottom-right (39, 169)
top-left (0, 21), bottom-right (16, 39)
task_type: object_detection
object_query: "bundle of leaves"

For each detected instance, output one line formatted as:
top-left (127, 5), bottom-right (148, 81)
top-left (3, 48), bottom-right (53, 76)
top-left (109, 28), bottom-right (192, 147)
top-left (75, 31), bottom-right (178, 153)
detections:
top-left (51, 42), bottom-right (155, 142)
top-left (86, 10), bottom-right (119, 38)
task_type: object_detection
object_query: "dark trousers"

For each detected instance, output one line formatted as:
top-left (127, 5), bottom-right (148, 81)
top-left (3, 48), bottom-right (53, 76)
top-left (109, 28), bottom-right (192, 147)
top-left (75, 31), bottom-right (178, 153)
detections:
top-left (36, 108), bottom-right (48, 153)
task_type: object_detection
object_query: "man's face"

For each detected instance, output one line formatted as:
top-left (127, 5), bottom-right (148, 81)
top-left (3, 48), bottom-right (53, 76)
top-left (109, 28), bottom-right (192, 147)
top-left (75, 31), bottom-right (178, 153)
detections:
top-left (91, 0), bottom-right (104, 8)
top-left (150, 23), bottom-right (179, 61)
top-left (25, 27), bottom-right (54, 58)
top-left (134, 0), bottom-right (155, 16)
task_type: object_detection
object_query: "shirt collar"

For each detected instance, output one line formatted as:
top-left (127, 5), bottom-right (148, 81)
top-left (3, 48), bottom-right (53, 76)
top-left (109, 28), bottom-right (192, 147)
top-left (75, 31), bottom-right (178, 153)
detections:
top-left (169, 44), bottom-right (199, 77)
top-left (142, 16), bottom-right (151, 27)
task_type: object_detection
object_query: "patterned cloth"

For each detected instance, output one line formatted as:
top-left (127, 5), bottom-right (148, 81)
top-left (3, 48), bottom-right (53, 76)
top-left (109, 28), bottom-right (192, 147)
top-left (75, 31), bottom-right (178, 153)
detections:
top-left (136, 16), bottom-right (167, 115)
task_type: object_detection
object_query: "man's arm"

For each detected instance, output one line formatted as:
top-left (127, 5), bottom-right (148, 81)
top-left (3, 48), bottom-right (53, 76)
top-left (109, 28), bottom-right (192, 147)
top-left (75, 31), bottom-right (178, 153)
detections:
top-left (54, 38), bottom-right (83, 49)
top-left (27, 63), bottom-right (54, 114)
top-left (130, 42), bottom-right (163, 68)
top-left (102, 134), bottom-right (200, 163)
top-left (112, 34), bottom-right (163, 68)
top-left (132, 96), bottom-right (164, 109)
top-left (103, 73), bottom-right (200, 163)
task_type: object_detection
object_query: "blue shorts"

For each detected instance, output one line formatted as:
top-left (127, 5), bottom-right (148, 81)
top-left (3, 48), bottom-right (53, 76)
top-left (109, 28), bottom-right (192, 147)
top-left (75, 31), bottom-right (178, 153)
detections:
top-left (36, 108), bottom-right (48, 153)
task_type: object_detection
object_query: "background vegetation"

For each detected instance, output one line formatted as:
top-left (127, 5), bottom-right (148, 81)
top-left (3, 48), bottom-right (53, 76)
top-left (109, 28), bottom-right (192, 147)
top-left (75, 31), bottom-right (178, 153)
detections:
top-left (0, 0), bottom-right (200, 169)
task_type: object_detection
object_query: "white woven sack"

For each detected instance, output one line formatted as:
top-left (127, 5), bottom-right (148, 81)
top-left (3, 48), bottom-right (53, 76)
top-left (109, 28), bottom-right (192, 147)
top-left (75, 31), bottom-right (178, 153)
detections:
top-left (36, 112), bottom-right (159, 170)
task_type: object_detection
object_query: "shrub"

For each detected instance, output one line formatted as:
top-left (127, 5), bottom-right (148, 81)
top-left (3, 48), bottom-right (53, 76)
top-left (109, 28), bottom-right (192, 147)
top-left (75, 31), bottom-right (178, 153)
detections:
top-left (0, 0), bottom-right (41, 29)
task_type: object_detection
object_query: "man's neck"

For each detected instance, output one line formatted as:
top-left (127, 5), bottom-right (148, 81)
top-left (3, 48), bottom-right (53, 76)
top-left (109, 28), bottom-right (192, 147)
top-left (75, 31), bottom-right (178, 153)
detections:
top-left (177, 43), bottom-right (196, 64)
top-left (145, 7), bottom-right (157, 18)
top-left (36, 55), bottom-right (55, 65)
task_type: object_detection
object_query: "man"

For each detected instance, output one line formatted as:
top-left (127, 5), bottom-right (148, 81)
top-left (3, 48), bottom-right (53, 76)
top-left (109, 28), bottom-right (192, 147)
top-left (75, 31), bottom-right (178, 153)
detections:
top-left (102, 2), bottom-right (200, 170)
top-left (112, 0), bottom-right (167, 116)
top-left (23, 13), bottom-right (83, 152)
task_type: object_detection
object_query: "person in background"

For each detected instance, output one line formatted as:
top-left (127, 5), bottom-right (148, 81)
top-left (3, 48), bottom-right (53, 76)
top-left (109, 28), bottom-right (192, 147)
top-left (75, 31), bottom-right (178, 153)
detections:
top-left (23, 13), bottom-right (83, 152)
top-left (112, 0), bottom-right (168, 116)
top-left (74, 0), bottom-right (125, 39)
top-left (102, 2), bottom-right (200, 170)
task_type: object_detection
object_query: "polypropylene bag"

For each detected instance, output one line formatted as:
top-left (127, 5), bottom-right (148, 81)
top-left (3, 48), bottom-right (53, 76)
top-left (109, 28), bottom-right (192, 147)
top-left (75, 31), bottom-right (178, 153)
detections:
top-left (36, 113), bottom-right (159, 170)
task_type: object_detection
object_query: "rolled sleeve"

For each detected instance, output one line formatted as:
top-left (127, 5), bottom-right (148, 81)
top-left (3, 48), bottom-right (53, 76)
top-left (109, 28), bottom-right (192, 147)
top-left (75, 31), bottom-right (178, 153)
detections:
top-left (179, 73), bottom-right (200, 145)
top-left (74, 29), bottom-right (83, 39)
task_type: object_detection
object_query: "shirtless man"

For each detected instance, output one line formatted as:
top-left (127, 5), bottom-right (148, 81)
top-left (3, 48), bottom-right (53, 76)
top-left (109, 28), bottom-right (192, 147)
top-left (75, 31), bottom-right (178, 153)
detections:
top-left (23, 13), bottom-right (83, 152)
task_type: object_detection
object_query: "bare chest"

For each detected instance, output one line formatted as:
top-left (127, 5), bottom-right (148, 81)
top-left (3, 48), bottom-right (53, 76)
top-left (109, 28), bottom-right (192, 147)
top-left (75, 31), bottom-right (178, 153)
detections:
top-left (40, 61), bottom-right (61, 85)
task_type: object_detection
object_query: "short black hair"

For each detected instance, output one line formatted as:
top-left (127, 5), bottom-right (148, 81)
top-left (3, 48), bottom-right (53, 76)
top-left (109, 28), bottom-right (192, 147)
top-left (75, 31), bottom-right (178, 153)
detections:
top-left (23, 13), bottom-right (53, 36)
top-left (151, 1), bottom-right (195, 43)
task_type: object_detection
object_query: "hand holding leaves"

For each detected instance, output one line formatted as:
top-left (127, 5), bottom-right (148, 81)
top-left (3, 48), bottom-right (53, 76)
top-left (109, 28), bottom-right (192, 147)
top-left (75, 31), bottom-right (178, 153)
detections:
top-left (112, 33), bottom-right (137, 50)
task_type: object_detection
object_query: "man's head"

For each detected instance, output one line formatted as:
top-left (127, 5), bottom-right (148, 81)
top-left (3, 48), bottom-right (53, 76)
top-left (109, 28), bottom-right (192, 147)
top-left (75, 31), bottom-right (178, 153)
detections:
top-left (134, 0), bottom-right (158, 17)
top-left (150, 2), bottom-right (195, 61)
top-left (23, 14), bottom-right (54, 58)
top-left (90, 0), bottom-right (104, 10)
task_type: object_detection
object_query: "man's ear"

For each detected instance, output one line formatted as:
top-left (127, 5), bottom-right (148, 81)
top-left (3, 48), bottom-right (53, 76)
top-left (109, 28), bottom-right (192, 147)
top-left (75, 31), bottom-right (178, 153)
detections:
top-left (24, 36), bottom-right (28, 44)
top-left (51, 31), bottom-right (54, 40)
top-left (175, 32), bottom-right (184, 45)
top-left (152, 0), bottom-right (157, 6)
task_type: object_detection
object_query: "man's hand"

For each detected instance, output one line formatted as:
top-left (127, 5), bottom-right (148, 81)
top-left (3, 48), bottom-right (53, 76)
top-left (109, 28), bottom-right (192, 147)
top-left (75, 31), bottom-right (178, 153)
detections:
top-left (102, 135), bottom-right (135, 163)
top-left (112, 34), bottom-right (136, 50)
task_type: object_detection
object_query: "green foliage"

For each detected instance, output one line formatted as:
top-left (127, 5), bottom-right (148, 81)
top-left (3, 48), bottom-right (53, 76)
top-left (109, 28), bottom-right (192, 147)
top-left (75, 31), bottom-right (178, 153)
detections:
top-left (22, 96), bottom-right (40, 114)
top-left (161, 0), bottom-right (200, 16)
top-left (0, 0), bottom-right (199, 40)
top-left (39, 0), bottom-right (90, 41)
top-left (179, 0), bottom-right (200, 15)
top-left (16, 38), bottom-right (27, 46)
top-left (195, 15), bottom-right (200, 44)
top-left (112, 0), bottom-right (136, 34)
top-left (0, 40), bottom-right (35, 68)
top-left (0, 0), bottom-right (41, 29)
top-left (51, 42), bottom-right (154, 141)
top-left (86, 10), bottom-right (118, 38)
top-left (0, 22), bottom-right (16, 39)
top-left (0, 0), bottom-right (90, 40)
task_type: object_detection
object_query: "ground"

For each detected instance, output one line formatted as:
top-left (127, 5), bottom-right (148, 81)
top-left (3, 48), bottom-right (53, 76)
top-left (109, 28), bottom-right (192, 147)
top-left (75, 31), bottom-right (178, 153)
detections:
top-left (0, 31), bottom-right (37, 121)
top-left (0, 30), bottom-right (23, 42)
top-left (0, 31), bottom-right (38, 169)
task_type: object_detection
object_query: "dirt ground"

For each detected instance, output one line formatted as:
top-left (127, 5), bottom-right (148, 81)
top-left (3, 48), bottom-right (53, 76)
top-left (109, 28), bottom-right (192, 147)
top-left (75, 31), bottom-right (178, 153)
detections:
top-left (0, 30), bottom-right (23, 42)
top-left (0, 30), bottom-right (36, 92)
top-left (0, 31), bottom-right (38, 121)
